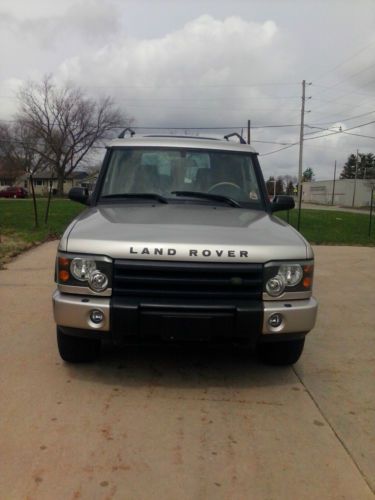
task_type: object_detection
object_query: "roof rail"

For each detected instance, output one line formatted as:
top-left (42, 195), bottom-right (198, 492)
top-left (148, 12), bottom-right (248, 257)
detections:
top-left (145, 134), bottom-right (219, 141)
top-left (118, 127), bottom-right (135, 138)
top-left (223, 132), bottom-right (247, 144)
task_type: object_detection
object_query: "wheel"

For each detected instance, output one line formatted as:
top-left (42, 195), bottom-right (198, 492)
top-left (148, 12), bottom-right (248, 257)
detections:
top-left (257, 338), bottom-right (305, 366)
top-left (56, 327), bottom-right (101, 363)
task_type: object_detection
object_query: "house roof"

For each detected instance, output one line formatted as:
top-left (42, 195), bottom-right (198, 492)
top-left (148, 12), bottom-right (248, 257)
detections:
top-left (16, 170), bottom-right (89, 180)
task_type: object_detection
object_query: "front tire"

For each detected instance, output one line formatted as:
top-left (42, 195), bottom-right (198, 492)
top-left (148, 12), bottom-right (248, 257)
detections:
top-left (257, 338), bottom-right (305, 366)
top-left (57, 327), bottom-right (101, 363)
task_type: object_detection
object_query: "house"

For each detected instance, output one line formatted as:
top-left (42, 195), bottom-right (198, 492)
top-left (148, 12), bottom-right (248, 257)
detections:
top-left (16, 171), bottom-right (94, 196)
top-left (0, 161), bottom-right (23, 188)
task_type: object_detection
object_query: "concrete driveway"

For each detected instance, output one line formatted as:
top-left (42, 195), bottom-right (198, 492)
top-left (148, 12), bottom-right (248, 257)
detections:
top-left (0, 242), bottom-right (374, 500)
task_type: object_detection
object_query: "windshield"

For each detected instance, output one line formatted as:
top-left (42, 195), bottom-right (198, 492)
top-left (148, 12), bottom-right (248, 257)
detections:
top-left (100, 147), bottom-right (263, 207)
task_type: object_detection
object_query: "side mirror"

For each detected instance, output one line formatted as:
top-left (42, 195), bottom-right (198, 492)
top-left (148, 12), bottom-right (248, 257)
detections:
top-left (271, 195), bottom-right (295, 213)
top-left (69, 187), bottom-right (89, 205)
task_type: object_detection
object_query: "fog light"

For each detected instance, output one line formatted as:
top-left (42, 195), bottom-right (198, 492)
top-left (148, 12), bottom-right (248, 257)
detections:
top-left (268, 313), bottom-right (283, 328)
top-left (90, 309), bottom-right (104, 324)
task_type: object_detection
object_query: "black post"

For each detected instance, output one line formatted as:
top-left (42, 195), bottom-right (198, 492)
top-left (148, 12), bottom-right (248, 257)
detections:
top-left (247, 120), bottom-right (251, 145)
top-left (44, 176), bottom-right (53, 224)
top-left (369, 188), bottom-right (374, 238)
top-left (297, 185), bottom-right (303, 231)
top-left (331, 160), bottom-right (337, 205)
top-left (30, 174), bottom-right (39, 228)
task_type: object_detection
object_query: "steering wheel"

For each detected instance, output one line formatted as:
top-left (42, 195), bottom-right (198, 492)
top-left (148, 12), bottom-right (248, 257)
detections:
top-left (208, 182), bottom-right (241, 192)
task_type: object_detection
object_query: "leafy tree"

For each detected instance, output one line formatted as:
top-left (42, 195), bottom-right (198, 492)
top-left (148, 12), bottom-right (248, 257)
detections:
top-left (266, 175), bottom-right (295, 196)
top-left (286, 180), bottom-right (295, 195)
top-left (17, 75), bottom-right (130, 196)
top-left (266, 176), bottom-right (276, 196)
top-left (302, 167), bottom-right (315, 182)
top-left (340, 153), bottom-right (375, 179)
top-left (276, 176), bottom-right (285, 194)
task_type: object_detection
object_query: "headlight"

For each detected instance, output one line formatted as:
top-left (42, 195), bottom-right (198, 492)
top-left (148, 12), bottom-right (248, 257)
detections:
top-left (88, 269), bottom-right (109, 292)
top-left (56, 253), bottom-right (112, 295)
top-left (265, 275), bottom-right (285, 296)
top-left (278, 264), bottom-right (303, 286)
top-left (264, 261), bottom-right (313, 298)
top-left (70, 258), bottom-right (97, 281)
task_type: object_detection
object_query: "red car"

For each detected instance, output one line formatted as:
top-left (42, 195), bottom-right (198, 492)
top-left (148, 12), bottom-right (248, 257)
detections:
top-left (0, 186), bottom-right (28, 198)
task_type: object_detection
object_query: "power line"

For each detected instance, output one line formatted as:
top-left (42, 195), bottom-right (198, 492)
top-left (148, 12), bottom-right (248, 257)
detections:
top-left (259, 143), bottom-right (299, 156)
top-left (259, 116), bottom-right (375, 156)
top-left (315, 61), bottom-right (375, 94)
top-left (308, 108), bottom-right (375, 126)
top-left (308, 95), bottom-right (375, 122)
top-left (80, 82), bottom-right (300, 89)
top-left (303, 119), bottom-right (375, 141)
top-left (313, 38), bottom-right (375, 82)
top-left (115, 96), bottom-right (301, 101)
top-left (306, 124), bottom-right (375, 141)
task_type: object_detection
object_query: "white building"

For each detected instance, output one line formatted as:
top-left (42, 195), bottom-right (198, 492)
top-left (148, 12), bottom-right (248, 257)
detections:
top-left (302, 179), bottom-right (375, 208)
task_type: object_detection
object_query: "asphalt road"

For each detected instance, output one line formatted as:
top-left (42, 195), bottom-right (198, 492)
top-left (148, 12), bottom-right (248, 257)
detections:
top-left (0, 242), bottom-right (374, 500)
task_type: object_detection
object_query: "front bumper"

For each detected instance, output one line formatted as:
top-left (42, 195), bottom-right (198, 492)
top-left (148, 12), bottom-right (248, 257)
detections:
top-left (263, 298), bottom-right (318, 334)
top-left (53, 290), bottom-right (318, 340)
top-left (52, 290), bottom-right (110, 332)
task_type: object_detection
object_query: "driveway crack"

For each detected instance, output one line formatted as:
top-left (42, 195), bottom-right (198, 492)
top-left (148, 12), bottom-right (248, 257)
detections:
top-left (292, 366), bottom-right (375, 495)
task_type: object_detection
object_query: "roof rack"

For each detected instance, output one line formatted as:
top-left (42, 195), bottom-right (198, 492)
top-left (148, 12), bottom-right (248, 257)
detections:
top-left (118, 127), bottom-right (135, 138)
top-left (224, 132), bottom-right (247, 144)
top-left (145, 135), bottom-right (219, 141)
top-left (116, 130), bottom-right (248, 144)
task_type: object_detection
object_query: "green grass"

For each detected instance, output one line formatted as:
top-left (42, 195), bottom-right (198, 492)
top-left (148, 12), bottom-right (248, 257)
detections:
top-left (0, 201), bottom-right (374, 267)
top-left (277, 209), bottom-right (375, 246)
top-left (0, 199), bottom-right (84, 266)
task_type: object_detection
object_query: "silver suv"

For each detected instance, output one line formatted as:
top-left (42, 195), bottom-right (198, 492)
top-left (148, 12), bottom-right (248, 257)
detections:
top-left (53, 134), bottom-right (317, 365)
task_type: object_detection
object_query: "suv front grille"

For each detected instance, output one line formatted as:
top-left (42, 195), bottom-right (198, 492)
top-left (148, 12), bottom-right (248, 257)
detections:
top-left (113, 260), bottom-right (263, 300)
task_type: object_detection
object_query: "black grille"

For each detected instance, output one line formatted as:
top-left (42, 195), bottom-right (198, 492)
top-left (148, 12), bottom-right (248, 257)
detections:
top-left (113, 260), bottom-right (263, 300)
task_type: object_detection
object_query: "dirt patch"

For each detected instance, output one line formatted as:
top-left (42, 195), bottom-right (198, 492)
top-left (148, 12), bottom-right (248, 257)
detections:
top-left (0, 235), bottom-right (35, 269)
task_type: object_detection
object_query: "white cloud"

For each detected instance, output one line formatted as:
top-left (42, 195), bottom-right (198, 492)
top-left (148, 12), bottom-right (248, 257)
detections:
top-left (1, 2), bottom-right (375, 181)
top-left (56, 15), bottom-right (291, 128)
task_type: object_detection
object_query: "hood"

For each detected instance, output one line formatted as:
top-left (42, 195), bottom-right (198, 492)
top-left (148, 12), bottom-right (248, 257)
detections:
top-left (60, 203), bottom-right (312, 263)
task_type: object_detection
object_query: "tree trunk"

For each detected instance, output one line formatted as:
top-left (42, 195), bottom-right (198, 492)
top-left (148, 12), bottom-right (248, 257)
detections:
top-left (44, 177), bottom-right (53, 224)
top-left (57, 175), bottom-right (64, 197)
top-left (30, 175), bottom-right (39, 228)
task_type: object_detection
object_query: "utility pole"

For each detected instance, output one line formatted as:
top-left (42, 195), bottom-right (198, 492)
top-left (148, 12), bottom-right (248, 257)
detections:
top-left (247, 120), bottom-right (251, 145)
top-left (331, 160), bottom-right (337, 206)
top-left (297, 80), bottom-right (311, 231)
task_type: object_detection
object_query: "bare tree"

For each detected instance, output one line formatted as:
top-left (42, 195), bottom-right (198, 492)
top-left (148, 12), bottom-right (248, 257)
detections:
top-left (17, 75), bottom-right (130, 196)
top-left (0, 121), bottom-right (49, 227)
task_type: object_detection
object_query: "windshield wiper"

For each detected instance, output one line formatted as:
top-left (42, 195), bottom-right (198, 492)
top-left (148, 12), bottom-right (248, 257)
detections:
top-left (171, 190), bottom-right (241, 208)
top-left (100, 193), bottom-right (168, 204)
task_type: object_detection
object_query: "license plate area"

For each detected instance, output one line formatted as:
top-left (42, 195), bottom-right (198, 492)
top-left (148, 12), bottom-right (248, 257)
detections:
top-left (140, 308), bottom-right (235, 341)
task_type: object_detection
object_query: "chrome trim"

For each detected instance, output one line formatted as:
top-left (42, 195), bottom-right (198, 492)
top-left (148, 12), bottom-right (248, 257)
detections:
top-left (52, 290), bottom-right (110, 331)
top-left (262, 297), bottom-right (318, 335)
top-left (262, 290), bottom-right (312, 301)
top-left (57, 284), bottom-right (112, 297)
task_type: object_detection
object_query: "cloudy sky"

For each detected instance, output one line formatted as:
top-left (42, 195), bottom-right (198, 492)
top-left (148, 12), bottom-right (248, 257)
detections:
top-left (1, 0), bottom-right (375, 180)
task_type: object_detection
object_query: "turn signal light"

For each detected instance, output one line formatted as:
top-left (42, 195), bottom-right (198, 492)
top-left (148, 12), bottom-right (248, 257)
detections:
top-left (58, 257), bottom-right (70, 268)
top-left (59, 270), bottom-right (70, 282)
top-left (303, 277), bottom-right (313, 289)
